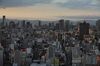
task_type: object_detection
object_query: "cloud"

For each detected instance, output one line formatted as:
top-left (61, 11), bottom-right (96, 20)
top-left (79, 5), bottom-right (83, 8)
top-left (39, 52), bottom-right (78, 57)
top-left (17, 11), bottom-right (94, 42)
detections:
top-left (90, 0), bottom-right (100, 7)
top-left (52, 0), bottom-right (69, 4)
top-left (0, 0), bottom-right (100, 10)
top-left (52, 0), bottom-right (100, 9)
top-left (0, 0), bottom-right (51, 7)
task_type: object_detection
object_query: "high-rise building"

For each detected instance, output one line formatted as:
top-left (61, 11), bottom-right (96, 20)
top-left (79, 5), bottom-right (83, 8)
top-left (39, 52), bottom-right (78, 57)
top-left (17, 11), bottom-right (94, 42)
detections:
top-left (55, 23), bottom-right (59, 31)
top-left (48, 22), bottom-right (55, 30)
top-left (96, 20), bottom-right (100, 37)
top-left (65, 20), bottom-right (70, 31)
top-left (26, 22), bottom-right (32, 28)
top-left (2, 15), bottom-right (5, 24)
top-left (96, 20), bottom-right (100, 31)
top-left (1, 15), bottom-right (6, 26)
top-left (49, 23), bottom-right (52, 28)
top-left (38, 20), bottom-right (42, 27)
top-left (22, 20), bottom-right (26, 28)
top-left (79, 21), bottom-right (90, 40)
top-left (59, 19), bottom-right (65, 31)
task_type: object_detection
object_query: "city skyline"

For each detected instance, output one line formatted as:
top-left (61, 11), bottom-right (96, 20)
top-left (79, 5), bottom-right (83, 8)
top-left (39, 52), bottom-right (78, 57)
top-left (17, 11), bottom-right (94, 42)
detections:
top-left (0, 1), bottom-right (100, 66)
top-left (0, 0), bottom-right (100, 20)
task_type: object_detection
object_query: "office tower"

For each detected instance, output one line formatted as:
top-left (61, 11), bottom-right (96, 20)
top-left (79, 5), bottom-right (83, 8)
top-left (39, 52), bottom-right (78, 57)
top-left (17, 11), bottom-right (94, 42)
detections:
top-left (26, 22), bottom-right (32, 28)
top-left (22, 20), bottom-right (26, 28)
top-left (96, 20), bottom-right (100, 35)
top-left (51, 22), bottom-right (55, 30)
top-left (65, 20), bottom-right (70, 31)
top-left (55, 23), bottom-right (59, 30)
top-left (48, 22), bottom-right (52, 30)
top-left (96, 20), bottom-right (100, 31)
top-left (59, 19), bottom-right (65, 31)
top-left (38, 20), bottom-right (42, 27)
top-left (2, 15), bottom-right (6, 25)
top-left (48, 22), bottom-right (54, 30)
top-left (1, 15), bottom-right (6, 26)
top-left (79, 21), bottom-right (90, 40)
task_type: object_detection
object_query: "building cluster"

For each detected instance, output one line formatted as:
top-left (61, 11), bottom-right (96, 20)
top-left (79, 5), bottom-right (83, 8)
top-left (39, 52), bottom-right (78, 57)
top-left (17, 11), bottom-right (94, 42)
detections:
top-left (0, 16), bottom-right (100, 66)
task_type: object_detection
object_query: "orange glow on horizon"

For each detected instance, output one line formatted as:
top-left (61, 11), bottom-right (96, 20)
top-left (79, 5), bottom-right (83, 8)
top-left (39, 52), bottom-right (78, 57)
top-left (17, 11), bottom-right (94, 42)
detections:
top-left (0, 6), bottom-right (100, 20)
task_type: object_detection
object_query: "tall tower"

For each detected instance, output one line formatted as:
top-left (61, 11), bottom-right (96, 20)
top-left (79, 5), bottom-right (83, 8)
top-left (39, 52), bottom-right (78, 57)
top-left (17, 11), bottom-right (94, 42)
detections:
top-left (22, 20), bottom-right (26, 28)
top-left (59, 19), bottom-right (64, 31)
top-left (79, 21), bottom-right (90, 40)
top-left (2, 15), bottom-right (6, 26)
top-left (96, 20), bottom-right (100, 31)
top-left (65, 20), bottom-right (70, 31)
top-left (96, 20), bottom-right (100, 37)
top-left (38, 20), bottom-right (41, 27)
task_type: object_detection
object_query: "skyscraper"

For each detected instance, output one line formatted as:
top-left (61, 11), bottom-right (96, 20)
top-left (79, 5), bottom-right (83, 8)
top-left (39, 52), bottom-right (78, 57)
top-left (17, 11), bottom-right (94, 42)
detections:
top-left (65, 20), bottom-right (70, 31)
top-left (2, 15), bottom-right (5, 24)
top-left (26, 22), bottom-right (32, 28)
top-left (79, 21), bottom-right (90, 40)
top-left (55, 23), bottom-right (59, 31)
top-left (38, 20), bottom-right (42, 27)
top-left (59, 19), bottom-right (64, 31)
top-left (1, 15), bottom-right (6, 26)
top-left (22, 20), bottom-right (26, 28)
top-left (96, 20), bottom-right (100, 32)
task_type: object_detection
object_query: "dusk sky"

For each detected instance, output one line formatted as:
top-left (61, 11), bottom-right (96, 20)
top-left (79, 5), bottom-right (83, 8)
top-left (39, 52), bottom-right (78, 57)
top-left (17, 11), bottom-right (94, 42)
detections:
top-left (0, 0), bottom-right (100, 20)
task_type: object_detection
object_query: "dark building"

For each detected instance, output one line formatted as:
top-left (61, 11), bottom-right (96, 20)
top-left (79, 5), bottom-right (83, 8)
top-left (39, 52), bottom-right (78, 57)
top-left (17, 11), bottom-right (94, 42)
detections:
top-left (48, 22), bottom-right (55, 30)
top-left (38, 20), bottom-right (42, 27)
top-left (51, 22), bottom-right (54, 28)
top-left (1, 15), bottom-right (6, 26)
top-left (2, 15), bottom-right (6, 24)
top-left (65, 20), bottom-right (70, 31)
top-left (55, 23), bottom-right (59, 31)
top-left (26, 22), bottom-right (32, 28)
top-left (49, 23), bottom-right (52, 28)
top-left (59, 19), bottom-right (65, 31)
top-left (96, 20), bottom-right (100, 37)
top-left (96, 20), bottom-right (100, 31)
top-left (79, 21), bottom-right (90, 40)
top-left (22, 20), bottom-right (26, 28)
